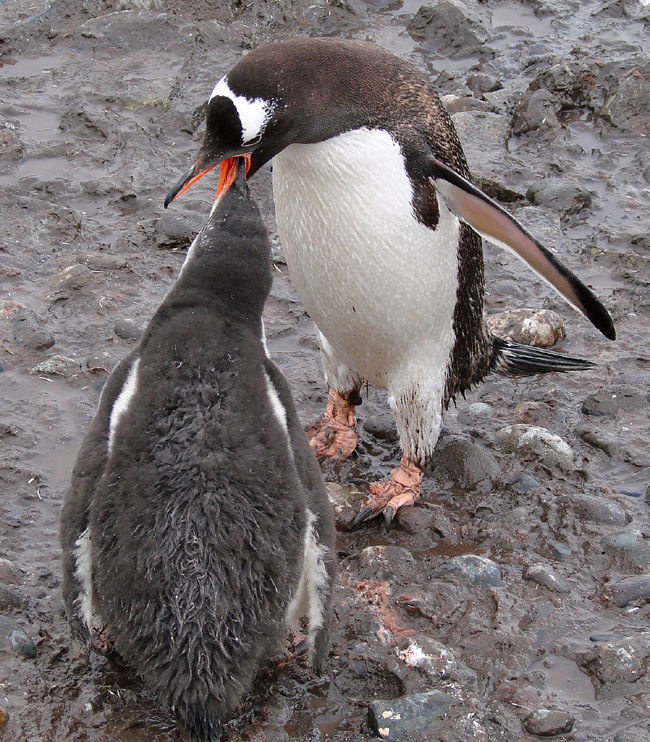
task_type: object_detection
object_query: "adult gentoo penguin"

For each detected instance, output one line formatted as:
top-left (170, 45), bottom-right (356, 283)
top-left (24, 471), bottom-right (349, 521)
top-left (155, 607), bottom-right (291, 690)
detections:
top-left (165, 38), bottom-right (616, 527)
top-left (60, 156), bottom-right (336, 742)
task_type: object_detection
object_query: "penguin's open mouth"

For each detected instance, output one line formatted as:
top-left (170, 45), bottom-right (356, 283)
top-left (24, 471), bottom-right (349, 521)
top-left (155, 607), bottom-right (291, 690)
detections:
top-left (215, 154), bottom-right (251, 199)
top-left (164, 154), bottom-right (251, 207)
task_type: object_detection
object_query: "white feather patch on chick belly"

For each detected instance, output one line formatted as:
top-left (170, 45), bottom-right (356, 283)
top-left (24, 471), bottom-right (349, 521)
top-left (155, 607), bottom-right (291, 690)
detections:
top-left (272, 128), bottom-right (460, 393)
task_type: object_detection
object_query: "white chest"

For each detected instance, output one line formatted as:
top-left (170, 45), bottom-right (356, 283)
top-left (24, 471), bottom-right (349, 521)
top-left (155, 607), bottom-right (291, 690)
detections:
top-left (272, 128), bottom-right (460, 389)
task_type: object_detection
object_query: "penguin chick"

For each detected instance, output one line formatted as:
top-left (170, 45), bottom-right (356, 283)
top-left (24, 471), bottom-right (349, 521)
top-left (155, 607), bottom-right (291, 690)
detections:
top-left (61, 157), bottom-right (336, 741)
top-left (165, 38), bottom-right (615, 528)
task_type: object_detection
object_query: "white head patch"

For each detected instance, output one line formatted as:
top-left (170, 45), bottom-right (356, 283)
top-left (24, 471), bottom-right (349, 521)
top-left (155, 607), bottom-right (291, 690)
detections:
top-left (209, 77), bottom-right (275, 146)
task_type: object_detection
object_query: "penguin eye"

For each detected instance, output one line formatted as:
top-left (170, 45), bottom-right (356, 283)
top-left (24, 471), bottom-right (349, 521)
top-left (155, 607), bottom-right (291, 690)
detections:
top-left (244, 133), bottom-right (263, 147)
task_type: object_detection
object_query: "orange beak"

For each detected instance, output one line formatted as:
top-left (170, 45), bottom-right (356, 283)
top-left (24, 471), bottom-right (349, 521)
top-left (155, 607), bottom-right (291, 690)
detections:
top-left (164, 153), bottom-right (251, 208)
top-left (215, 154), bottom-right (252, 199)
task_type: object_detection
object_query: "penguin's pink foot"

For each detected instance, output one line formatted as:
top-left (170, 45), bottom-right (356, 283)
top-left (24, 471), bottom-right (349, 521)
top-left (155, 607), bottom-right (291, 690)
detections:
top-left (352, 458), bottom-right (423, 530)
top-left (307, 388), bottom-right (358, 460)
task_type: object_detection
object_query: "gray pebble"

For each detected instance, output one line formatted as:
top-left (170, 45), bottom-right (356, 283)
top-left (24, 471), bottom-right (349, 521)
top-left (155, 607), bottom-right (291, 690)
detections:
top-left (436, 554), bottom-right (502, 586)
top-left (512, 88), bottom-right (562, 136)
top-left (523, 708), bottom-right (574, 737)
top-left (0, 616), bottom-right (36, 659)
top-left (0, 585), bottom-right (27, 611)
top-left (0, 558), bottom-right (20, 585)
top-left (604, 575), bottom-right (650, 608)
top-left (363, 412), bottom-right (399, 443)
top-left (48, 263), bottom-right (94, 291)
top-left (431, 433), bottom-right (499, 490)
top-left (524, 563), bottom-right (570, 594)
top-left (559, 494), bottom-right (630, 526)
top-left (153, 212), bottom-right (198, 250)
top-left (114, 318), bottom-right (144, 340)
top-left (407, 0), bottom-right (491, 58)
top-left (86, 347), bottom-right (128, 372)
top-left (368, 690), bottom-right (458, 739)
top-left (602, 530), bottom-right (650, 567)
top-left (526, 179), bottom-right (593, 216)
top-left (509, 473), bottom-right (542, 494)
top-left (575, 425), bottom-right (620, 457)
top-left (466, 72), bottom-right (502, 94)
top-left (358, 546), bottom-right (415, 581)
top-left (12, 307), bottom-right (55, 350)
top-left (582, 385), bottom-right (650, 417)
top-left (579, 632), bottom-right (650, 684)
top-left (617, 487), bottom-right (643, 498)
top-left (457, 401), bottom-right (494, 427)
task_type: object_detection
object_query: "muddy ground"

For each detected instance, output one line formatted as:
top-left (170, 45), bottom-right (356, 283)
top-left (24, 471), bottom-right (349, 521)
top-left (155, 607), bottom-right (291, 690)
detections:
top-left (1, 0), bottom-right (650, 740)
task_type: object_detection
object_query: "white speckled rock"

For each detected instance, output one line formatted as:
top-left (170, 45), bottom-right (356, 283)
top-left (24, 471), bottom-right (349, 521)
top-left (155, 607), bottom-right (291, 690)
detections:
top-left (496, 424), bottom-right (574, 469)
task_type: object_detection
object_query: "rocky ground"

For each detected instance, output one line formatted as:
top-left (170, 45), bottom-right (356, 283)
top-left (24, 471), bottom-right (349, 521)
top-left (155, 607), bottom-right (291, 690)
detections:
top-left (1, 0), bottom-right (649, 740)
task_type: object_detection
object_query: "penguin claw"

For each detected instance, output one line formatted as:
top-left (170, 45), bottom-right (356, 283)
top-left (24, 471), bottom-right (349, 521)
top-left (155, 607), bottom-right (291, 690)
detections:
top-left (351, 506), bottom-right (375, 529)
top-left (351, 458), bottom-right (424, 529)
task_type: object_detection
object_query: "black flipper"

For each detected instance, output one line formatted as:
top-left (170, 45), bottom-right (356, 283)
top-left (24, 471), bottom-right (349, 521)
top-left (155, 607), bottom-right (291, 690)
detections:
top-left (426, 157), bottom-right (616, 342)
top-left (490, 335), bottom-right (595, 377)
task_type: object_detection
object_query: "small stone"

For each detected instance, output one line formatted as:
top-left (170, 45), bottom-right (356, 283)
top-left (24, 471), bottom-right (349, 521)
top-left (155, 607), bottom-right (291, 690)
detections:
top-left (153, 213), bottom-right (199, 250)
top-left (436, 554), bottom-right (502, 586)
top-left (0, 585), bottom-right (27, 611)
top-left (496, 425), bottom-right (574, 469)
top-left (114, 319), bottom-right (144, 341)
top-left (524, 563), bottom-right (570, 594)
top-left (358, 546), bottom-right (415, 580)
top-left (48, 263), bottom-right (94, 291)
top-left (559, 494), bottom-right (630, 527)
top-left (12, 311), bottom-right (55, 350)
top-left (431, 433), bottom-right (500, 491)
top-left (512, 88), bottom-right (562, 136)
top-left (86, 347), bottom-right (128, 372)
top-left (407, 0), bottom-right (491, 58)
top-left (0, 558), bottom-right (20, 585)
top-left (509, 473), bottom-right (542, 494)
top-left (617, 487), bottom-right (643, 498)
top-left (30, 355), bottom-right (78, 377)
top-left (575, 425), bottom-right (620, 457)
top-left (549, 542), bottom-right (572, 560)
top-left (0, 127), bottom-right (25, 166)
top-left (602, 530), bottom-right (650, 568)
top-left (396, 635), bottom-right (455, 680)
top-left (466, 72), bottom-right (502, 94)
top-left (0, 616), bottom-right (36, 659)
top-left (526, 179), bottom-right (593, 217)
top-left (363, 412), bottom-right (399, 443)
top-left (523, 708), bottom-right (574, 737)
top-left (486, 308), bottom-right (566, 348)
top-left (397, 582), bottom-right (461, 621)
top-left (457, 402), bottom-right (494, 427)
top-left (579, 632), bottom-right (650, 683)
top-left (582, 385), bottom-right (649, 416)
top-left (0, 704), bottom-right (8, 729)
top-left (368, 690), bottom-right (458, 739)
top-left (604, 575), bottom-right (650, 608)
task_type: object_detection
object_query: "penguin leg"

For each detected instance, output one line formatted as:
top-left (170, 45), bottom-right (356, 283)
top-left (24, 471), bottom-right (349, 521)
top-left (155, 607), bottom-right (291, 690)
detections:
top-left (307, 328), bottom-right (362, 461)
top-left (352, 457), bottom-right (423, 530)
top-left (306, 387), bottom-right (360, 460)
top-left (353, 367), bottom-right (445, 529)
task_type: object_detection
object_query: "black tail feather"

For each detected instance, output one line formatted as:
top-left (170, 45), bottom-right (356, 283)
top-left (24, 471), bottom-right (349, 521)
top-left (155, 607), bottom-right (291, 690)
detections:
top-left (490, 336), bottom-right (595, 377)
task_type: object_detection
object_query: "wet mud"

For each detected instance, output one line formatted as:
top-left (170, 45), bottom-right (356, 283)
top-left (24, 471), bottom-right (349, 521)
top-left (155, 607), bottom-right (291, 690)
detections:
top-left (1, 0), bottom-right (649, 740)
